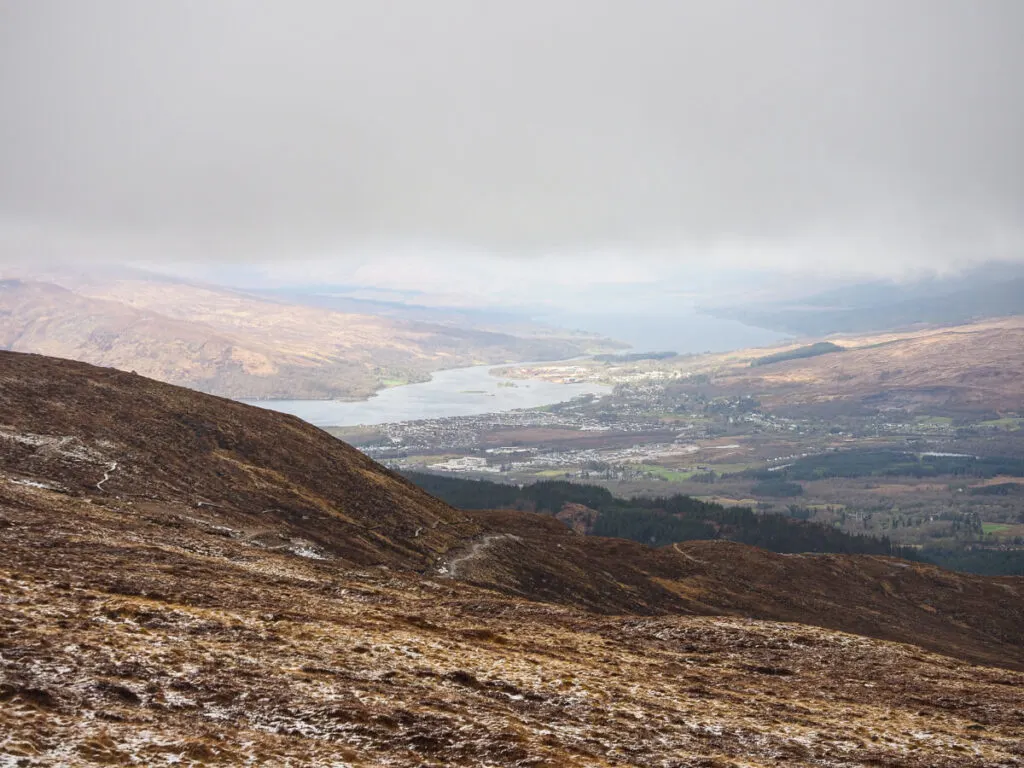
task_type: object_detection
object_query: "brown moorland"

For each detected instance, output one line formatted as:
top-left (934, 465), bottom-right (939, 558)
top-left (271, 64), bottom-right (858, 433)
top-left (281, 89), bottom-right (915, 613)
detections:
top-left (722, 317), bottom-right (1024, 414)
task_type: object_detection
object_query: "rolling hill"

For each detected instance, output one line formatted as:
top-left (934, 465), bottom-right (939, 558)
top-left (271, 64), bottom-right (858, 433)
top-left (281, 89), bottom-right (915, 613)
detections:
top-left (715, 317), bottom-right (1024, 416)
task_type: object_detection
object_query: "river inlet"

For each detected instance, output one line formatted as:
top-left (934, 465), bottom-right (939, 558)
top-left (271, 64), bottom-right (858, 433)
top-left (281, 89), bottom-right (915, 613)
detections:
top-left (245, 362), bottom-right (611, 427)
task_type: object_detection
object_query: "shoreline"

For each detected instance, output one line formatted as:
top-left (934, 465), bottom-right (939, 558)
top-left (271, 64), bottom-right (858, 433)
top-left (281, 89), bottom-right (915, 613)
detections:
top-left (242, 358), bottom-right (612, 427)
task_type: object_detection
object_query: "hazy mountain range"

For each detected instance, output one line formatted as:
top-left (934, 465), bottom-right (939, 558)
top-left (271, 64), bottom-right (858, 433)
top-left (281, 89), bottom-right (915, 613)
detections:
top-left (706, 264), bottom-right (1024, 337)
top-left (0, 267), bottom-right (618, 400)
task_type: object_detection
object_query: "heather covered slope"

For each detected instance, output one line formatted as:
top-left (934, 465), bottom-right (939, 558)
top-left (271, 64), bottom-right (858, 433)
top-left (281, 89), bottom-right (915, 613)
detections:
top-left (0, 350), bottom-right (477, 569)
top-left (455, 510), bottom-right (1024, 671)
top-left (2, 480), bottom-right (1023, 767)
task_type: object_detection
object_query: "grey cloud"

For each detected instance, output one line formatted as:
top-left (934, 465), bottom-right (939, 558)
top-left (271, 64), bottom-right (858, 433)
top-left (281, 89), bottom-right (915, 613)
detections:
top-left (0, 0), bottom-right (1022, 268)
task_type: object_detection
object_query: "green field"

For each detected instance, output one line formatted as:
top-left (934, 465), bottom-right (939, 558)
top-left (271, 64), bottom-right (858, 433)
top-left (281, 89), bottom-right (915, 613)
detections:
top-left (632, 464), bottom-right (695, 482)
top-left (709, 462), bottom-right (763, 474)
top-left (402, 453), bottom-right (463, 464)
top-left (978, 417), bottom-right (1023, 431)
top-left (982, 522), bottom-right (1013, 535)
top-left (534, 469), bottom-right (571, 478)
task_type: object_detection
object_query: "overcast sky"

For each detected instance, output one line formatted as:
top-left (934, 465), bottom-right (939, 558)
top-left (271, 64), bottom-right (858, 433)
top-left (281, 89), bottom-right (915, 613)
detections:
top-left (1, 1), bottom-right (1022, 302)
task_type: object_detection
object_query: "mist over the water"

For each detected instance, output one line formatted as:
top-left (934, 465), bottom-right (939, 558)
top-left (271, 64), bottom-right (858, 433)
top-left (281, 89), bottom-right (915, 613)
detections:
top-left (539, 310), bottom-right (787, 354)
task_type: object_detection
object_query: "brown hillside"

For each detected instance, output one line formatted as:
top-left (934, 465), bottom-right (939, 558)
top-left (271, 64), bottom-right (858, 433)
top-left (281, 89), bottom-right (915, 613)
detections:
top-left (0, 273), bottom-right (600, 399)
top-left (3, 471), bottom-right (1023, 766)
top-left (0, 279), bottom-right (342, 393)
top-left (453, 510), bottom-right (1024, 670)
top-left (0, 350), bottom-right (477, 568)
top-left (706, 317), bottom-right (1024, 414)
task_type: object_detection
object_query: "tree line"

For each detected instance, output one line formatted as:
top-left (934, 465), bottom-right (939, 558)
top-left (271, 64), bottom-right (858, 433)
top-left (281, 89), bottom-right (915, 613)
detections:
top-left (403, 471), bottom-right (919, 559)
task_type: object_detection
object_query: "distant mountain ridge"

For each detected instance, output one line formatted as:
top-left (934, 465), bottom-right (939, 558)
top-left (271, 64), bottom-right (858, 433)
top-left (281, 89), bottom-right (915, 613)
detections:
top-left (707, 264), bottom-right (1024, 336)
top-left (0, 269), bottom-right (616, 399)
top-left (655, 315), bottom-right (1024, 417)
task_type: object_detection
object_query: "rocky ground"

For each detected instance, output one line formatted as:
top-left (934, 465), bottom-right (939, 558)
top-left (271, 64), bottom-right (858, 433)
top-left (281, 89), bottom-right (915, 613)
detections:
top-left (3, 481), bottom-right (1024, 767)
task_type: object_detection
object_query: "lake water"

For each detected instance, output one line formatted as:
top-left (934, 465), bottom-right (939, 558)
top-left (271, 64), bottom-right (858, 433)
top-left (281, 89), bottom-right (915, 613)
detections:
top-left (246, 362), bottom-right (612, 427)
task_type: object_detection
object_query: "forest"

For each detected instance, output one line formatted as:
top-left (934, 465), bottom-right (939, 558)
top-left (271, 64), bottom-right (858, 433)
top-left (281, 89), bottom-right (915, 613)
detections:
top-left (403, 471), bottom-right (919, 559)
top-left (743, 450), bottom-right (1024, 482)
top-left (750, 341), bottom-right (843, 367)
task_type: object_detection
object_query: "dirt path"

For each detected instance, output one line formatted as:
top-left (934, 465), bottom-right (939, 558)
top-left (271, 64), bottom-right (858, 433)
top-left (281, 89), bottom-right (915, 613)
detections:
top-left (672, 541), bottom-right (707, 565)
top-left (439, 533), bottom-right (521, 579)
top-left (96, 461), bottom-right (118, 492)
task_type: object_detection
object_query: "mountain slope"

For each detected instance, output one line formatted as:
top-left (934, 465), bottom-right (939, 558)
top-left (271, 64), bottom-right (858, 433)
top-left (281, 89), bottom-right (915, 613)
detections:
top-left (0, 349), bottom-right (476, 568)
top-left (0, 272), bottom-right (607, 399)
top-left (0, 279), bottom-right (340, 392)
top-left (5, 488), bottom-right (1023, 766)
top-left (1, 352), bottom-right (1023, 765)
top-left (3, 470), bottom-right (1023, 766)
top-left (718, 317), bottom-right (1024, 415)
top-left (451, 510), bottom-right (1024, 671)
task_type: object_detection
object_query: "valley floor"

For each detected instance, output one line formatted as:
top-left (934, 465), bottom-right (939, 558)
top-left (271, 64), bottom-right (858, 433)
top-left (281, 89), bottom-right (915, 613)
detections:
top-left (337, 319), bottom-right (1024, 575)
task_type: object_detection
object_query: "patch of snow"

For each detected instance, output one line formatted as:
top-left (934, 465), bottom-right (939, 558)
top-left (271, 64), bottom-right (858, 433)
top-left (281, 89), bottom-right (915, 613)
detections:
top-left (291, 545), bottom-right (327, 560)
top-left (9, 478), bottom-right (57, 490)
top-left (0, 428), bottom-right (108, 463)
